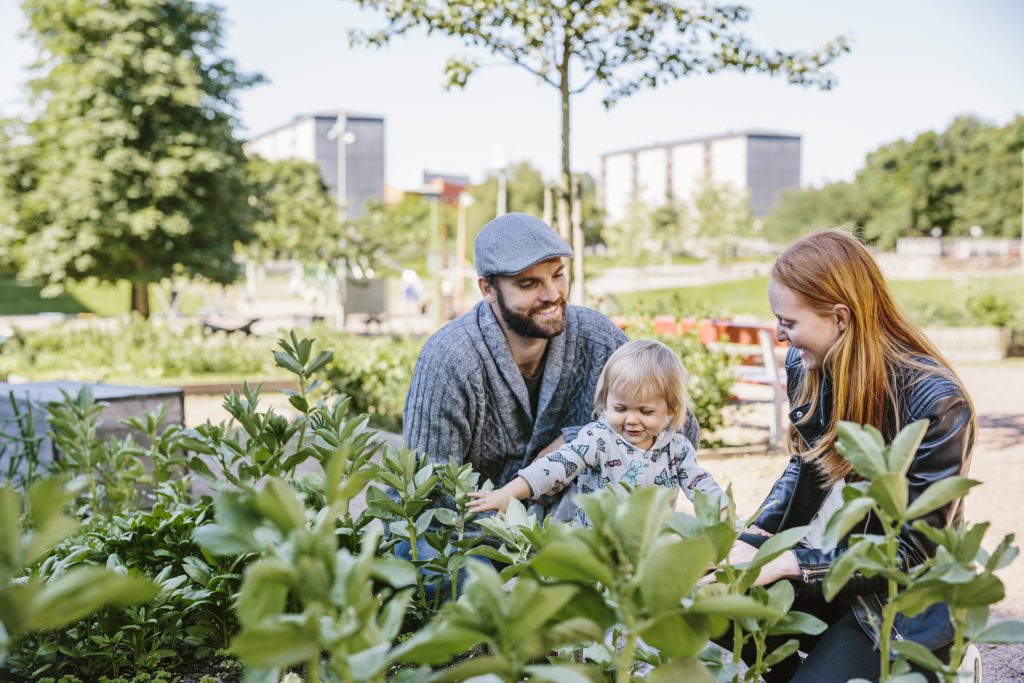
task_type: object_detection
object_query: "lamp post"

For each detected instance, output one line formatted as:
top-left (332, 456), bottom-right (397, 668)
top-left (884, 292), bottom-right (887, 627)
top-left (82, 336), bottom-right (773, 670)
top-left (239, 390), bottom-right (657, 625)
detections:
top-left (493, 149), bottom-right (508, 217)
top-left (424, 187), bottom-right (444, 327)
top-left (326, 120), bottom-right (357, 219)
top-left (455, 192), bottom-right (475, 315)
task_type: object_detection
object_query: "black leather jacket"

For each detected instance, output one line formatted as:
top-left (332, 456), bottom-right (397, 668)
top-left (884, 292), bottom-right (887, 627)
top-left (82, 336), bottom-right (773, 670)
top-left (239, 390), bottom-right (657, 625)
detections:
top-left (753, 347), bottom-right (975, 652)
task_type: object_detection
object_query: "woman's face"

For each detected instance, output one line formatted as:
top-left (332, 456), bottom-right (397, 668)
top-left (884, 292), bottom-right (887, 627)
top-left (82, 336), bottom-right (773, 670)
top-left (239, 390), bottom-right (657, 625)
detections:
top-left (768, 279), bottom-right (845, 371)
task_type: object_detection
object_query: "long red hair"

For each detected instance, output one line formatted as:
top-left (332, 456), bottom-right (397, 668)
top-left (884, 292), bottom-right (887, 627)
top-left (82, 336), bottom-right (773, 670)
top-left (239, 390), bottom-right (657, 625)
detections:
top-left (773, 229), bottom-right (975, 484)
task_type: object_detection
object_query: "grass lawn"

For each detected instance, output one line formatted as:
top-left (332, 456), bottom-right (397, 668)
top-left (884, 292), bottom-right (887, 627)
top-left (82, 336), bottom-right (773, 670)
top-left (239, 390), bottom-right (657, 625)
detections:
top-left (0, 274), bottom-right (209, 316)
top-left (613, 273), bottom-right (1024, 323)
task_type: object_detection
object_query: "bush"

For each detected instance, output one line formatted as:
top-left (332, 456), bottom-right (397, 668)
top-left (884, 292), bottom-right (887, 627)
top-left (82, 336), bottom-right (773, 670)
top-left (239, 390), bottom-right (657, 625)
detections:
top-left (0, 319), bottom-right (277, 382)
top-left (320, 334), bottom-right (423, 433)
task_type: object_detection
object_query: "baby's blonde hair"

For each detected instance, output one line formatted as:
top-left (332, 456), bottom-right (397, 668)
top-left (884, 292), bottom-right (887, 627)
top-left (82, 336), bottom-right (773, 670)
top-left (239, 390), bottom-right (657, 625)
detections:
top-left (593, 339), bottom-right (690, 431)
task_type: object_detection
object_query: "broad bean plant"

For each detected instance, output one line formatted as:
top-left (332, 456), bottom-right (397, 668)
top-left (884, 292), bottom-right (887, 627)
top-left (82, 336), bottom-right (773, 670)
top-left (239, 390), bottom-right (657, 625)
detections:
top-left (2, 332), bottom-right (1022, 683)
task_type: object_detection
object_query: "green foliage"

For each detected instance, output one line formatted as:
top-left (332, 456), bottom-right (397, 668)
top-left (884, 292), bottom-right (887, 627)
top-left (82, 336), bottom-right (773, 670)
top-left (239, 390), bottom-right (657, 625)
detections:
top-left (349, 0), bottom-right (847, 239)
top-left (322, 335), bottom-right (423, 433)
top-left (672, 489), bottom-right (822, 682)
top-left (0, 479), bottom-right (158, 667)
top-left (766, 115), bottom-right (1024, 247)
top-left (195, 453), bottom-right (417, 683)
top-left (5, 331), bottom-right (1024, 683)
top-left (690, 179), bottom-right (756, 259)
top-left (244, 157), bottom-right (347, 264)
top-left (0, 392), bottom-right (45, 489)
top-left (0, 319), bottom-right (281, 383)
top-left (823, 420), bottom-right (1024, 682)
top-left (0, 0), bottom-right (262, 315)
top-left (47, 387), bottom-right (145, 518)
top-left (5, 501), bottom-right (245, 679)
top-left (347, 196), bottom-right (435, 274)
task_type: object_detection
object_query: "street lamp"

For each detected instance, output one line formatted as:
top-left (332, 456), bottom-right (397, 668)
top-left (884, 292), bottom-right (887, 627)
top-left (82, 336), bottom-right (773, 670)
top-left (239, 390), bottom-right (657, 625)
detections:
top-left (492, 149), bottom-right (508, 217)
top-left (326, 121), bottom-right (357, 219)
top-left (455, 192), bottom-right (475, 315)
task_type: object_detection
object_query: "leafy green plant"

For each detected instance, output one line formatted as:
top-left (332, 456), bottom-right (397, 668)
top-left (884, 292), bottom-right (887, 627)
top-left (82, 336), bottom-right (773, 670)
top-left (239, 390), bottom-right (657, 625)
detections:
top-left (669, 489), bottom-right (825, 682)
top-left (0, 479), bottom-right (157, 666)
top-left (822, 420), bottom-right (1024, 682)
top-left (194, 452), bottom-right (418, 683)
top-left (392, 560), bottom-right (606, 683)
top-left (46, 388), bottom-right (145, 518)
top-left (4, 499), bottom-right (246, 679)
top-left (183, 334), bottom-right (385, 488)
top-left (323, 335), bottom-right (422, 433)
top-left (0, 391), bottom-right (45, 488)
top-left (121, 403), bottom-right (191, 503)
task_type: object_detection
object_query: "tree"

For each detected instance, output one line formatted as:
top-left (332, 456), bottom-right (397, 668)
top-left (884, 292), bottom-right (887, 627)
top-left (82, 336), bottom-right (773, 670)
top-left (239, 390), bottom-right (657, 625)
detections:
top-left (464, 161), bottom-right (602, 249)
top-left (348, 0), bottom-right (849, 293)
top-left (765, 115), bottom-right (1024, 247)
top-left (689, 178), bottom-right (753, 259)
top-left (245, 157), bottom-right (348, 264)
top-left (0, 0), bottom-right (260, 317)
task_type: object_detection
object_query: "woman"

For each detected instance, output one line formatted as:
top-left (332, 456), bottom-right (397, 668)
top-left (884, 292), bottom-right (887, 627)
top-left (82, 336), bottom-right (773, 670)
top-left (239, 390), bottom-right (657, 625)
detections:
top-left (729, 229), bottom-right (976, 681)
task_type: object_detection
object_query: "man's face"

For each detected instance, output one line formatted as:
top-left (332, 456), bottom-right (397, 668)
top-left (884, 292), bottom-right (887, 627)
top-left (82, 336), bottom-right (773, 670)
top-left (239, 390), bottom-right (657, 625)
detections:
top-left (482, 258), bottom-right (569, 339)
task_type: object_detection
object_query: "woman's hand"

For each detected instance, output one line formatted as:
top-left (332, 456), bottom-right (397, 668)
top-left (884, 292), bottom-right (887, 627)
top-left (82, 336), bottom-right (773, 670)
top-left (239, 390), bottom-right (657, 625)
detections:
top-left (702, 541), bottom-right (801, 587)
top-left (746, 524), bottom-right (772, 537)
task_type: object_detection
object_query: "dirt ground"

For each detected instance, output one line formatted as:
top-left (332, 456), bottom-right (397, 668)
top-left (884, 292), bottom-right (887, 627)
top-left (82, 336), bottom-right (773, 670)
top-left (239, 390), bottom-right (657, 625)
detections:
top-left (184, 359), bottom-right (1024, 680)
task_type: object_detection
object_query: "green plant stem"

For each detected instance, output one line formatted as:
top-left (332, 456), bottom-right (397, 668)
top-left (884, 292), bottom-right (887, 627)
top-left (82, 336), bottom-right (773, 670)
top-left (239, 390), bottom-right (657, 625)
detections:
top-left (751, 632), bottom-right (766, 682)
top-left (880, 533), bottom-right (899, 680)
top-left (291, 375), bottom-right (310, 477)
top-left (945, 608), bottom-right (966, 683)
top-left (617, 620), bottom-right (639, 683)
top-left (308, 652), bottom-right (321, 683)
top-left (406, 519), bottom-right (428, 611)
top-left (732, 619), bottom-right (744, 674)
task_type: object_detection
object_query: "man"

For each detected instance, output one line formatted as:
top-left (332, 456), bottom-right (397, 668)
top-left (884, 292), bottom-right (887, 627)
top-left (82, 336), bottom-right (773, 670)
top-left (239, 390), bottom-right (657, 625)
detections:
top-left (404, 212), bottom-right (699, 494)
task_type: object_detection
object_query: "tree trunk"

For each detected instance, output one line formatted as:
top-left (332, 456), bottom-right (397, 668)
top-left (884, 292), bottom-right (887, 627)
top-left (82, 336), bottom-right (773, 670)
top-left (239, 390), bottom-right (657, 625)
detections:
top-left (558, 63), bottom-right (572, 245)
top-left (130, 280), bottom-right (150, 319)
top-left (558, 58), bottom-right (585, 305)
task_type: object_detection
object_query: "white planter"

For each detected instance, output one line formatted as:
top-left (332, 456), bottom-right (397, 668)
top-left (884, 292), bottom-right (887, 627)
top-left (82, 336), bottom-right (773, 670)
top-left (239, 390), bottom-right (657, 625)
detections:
top-left (923, 326), bottom-right (1011, 362)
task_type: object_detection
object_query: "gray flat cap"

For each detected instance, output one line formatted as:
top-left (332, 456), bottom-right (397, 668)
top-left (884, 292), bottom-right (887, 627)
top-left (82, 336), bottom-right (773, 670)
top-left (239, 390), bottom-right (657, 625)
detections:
top-left (474, 212), bottom-right (573, 277)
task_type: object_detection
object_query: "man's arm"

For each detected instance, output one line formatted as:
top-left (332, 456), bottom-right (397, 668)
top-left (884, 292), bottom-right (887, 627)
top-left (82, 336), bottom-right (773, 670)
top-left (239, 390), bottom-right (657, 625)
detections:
top-left (403, 346), bottom-right (476, 468)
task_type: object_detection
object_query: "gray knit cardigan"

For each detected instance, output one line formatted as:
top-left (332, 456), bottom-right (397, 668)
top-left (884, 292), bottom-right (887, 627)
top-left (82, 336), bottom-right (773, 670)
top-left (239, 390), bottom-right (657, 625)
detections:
top-left (402, 300), bottom-right (630, 488)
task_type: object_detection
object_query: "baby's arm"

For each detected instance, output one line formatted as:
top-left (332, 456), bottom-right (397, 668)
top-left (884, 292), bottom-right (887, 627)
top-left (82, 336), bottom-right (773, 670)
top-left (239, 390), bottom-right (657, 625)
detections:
top-left (467, 476), bottom-right (532, 514)
top-left (676, 435), bottom-right (728, 509)
top-left (516, 428), bottom-right (599, 502)
top-left (467, 427), bottom-right (601, 514)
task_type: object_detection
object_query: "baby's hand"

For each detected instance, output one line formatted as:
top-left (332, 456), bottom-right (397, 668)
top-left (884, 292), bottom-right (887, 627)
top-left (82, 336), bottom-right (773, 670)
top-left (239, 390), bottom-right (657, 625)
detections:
top-left (466, 489), bottom-right (512, 514)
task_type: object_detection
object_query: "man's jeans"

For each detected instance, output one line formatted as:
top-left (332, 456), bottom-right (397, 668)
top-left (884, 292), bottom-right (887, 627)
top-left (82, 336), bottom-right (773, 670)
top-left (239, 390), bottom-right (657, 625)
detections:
top-left (393, 536), bottom-right (497, 603)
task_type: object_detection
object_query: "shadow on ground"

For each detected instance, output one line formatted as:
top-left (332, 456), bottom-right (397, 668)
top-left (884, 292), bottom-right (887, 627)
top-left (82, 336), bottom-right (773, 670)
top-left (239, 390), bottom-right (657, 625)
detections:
top-left (977, 413), bottom-right (1024, 452)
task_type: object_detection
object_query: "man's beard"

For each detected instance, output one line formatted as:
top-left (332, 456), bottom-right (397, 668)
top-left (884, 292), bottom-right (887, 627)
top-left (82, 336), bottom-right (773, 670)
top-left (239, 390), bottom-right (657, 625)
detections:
top-left (494, 287), bottom-right (567, 339)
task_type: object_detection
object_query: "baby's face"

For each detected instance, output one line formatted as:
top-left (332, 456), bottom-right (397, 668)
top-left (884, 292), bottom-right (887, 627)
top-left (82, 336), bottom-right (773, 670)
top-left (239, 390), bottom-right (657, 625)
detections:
top-left (605, 389), bottom-right (671, 451)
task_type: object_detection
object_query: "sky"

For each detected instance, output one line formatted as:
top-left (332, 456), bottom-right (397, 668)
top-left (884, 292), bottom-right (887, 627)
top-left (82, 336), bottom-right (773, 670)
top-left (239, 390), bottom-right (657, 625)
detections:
top-left (2, 0), bottom-right (1023, 190)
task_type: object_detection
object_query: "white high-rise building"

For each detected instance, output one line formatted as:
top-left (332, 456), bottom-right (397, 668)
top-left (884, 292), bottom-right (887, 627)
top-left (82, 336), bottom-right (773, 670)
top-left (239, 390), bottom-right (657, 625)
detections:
top-left (600, 131), bottom-right (800, 225)
top-left (245, 112), bottom-right (385, 218)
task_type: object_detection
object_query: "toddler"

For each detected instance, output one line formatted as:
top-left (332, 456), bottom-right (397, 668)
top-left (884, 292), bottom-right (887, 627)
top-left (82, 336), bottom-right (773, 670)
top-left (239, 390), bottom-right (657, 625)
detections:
top-left (467, 339), bottom-right (725, 525)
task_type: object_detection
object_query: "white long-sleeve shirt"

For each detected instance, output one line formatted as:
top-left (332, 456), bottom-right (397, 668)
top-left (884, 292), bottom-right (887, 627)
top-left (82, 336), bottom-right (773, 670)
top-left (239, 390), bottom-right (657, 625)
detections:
top-left (517, 417), bottom-right (725, 525)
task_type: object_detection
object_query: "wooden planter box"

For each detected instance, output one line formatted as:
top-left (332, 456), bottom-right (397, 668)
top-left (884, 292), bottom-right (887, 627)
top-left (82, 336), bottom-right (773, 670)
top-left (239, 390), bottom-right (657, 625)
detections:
top-left (923, 326), bottom-right (1012, 362)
